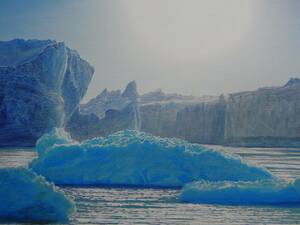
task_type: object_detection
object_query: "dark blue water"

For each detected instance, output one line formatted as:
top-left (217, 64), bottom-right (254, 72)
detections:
top-left (1, 146), bottom-right (300, 225)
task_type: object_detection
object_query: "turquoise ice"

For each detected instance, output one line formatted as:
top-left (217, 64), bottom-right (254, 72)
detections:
top-left (180, 178), bottom-right (300, 205)
top-left (0, 167), bottom-right (74, 222)
top-left (30, 128), bottom-right (272, 187)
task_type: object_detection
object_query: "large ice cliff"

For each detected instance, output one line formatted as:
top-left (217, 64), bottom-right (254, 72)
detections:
top-left (0, 39), bottom-right (94, 146)
top-left (224, 78), bottom-right (300, 146)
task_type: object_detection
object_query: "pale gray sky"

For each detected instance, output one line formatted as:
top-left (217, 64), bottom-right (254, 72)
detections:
top-left (0, 0), bottom-right (299, 101)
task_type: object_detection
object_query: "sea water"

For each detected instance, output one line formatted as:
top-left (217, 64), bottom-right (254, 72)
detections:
top-left (1, 146), bottom-right (300, 225)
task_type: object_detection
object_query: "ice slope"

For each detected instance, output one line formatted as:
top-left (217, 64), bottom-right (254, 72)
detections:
top-left (30, 129), bottom-right (272, 187)
top-left (0, 167), bottom-right (74, 222)
top-left (0, 39), bottom-right (94, 147)
top-left (179, 178), bottom-right (300, 205)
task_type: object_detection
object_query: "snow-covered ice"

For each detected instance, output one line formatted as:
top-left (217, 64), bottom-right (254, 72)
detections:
top-left (179, 178), bottom-right (300, 205)
top-left (30, 128), bottom-right (272, 187)
top-left (0, 167), bottom-right (74, 222)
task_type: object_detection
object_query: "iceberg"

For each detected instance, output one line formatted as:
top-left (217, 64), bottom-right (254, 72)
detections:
top-left (80, 81), bottom-right (137, 119)
top-left (30, 129), bottom-right (272, 187)
top-left (0, 39), bottom-right (94, 147)
top-left (0, 167), bottom-right (74, 223)
top-left (66, 81), bottom-right (140, 141)
top-left (179, 178), bottom-right (300, 205)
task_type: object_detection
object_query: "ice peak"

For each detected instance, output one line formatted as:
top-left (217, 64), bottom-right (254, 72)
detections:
top-left (99, 88), bottom-right (108, 97)
top-left (285, 77), bottom-right (300, 87)
top-left (122, 80), bottom-right (138, 100)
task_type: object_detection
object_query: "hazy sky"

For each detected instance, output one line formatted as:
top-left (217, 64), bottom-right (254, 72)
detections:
top-left (1, 0), bottom-right (300, 101)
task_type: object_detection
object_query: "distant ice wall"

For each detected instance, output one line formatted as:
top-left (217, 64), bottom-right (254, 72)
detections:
top-left (176, 96), bottom-right (226, 144)
top-left (139, 79), bottom-right (300, 147)
top-left (224, 79), bottom-right (300, 146)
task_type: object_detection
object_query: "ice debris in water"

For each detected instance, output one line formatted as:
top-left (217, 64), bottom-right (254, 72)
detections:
top-left (30, 128), bottom-right (272, 187)
top-left (179, 178), bottom-right (300, 205)
top-left (0, 167), bottom-right (75, 223)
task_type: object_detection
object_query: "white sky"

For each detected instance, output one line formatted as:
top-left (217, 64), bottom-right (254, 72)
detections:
top-left (0, 0), bottom-right (300, 102)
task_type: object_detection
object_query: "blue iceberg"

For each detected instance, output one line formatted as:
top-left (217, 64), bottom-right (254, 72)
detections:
top-left (30, 129), bottom-right (272, 187)
top-left (0, 39), bottom-right (94, 147)
top-left (179, 178), bottom-right (300, 205)
top-left (0, 167), bottom-right (75, 223)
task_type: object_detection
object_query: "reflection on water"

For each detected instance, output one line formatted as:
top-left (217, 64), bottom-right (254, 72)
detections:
top-left (206, 146), bottom-right (300, 181)
top-left (0, 148), bottom-right (35, 168)
top-left (0, 146), bottom-right (300, 224)
top-left (66, 186), bottom-right (300, 225)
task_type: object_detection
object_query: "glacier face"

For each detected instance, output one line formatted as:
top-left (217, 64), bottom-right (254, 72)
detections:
top-left (30, 128), bottom-right (272, 187)
top-left (139, 90), bottom-right (218, 140)
top-left (0, 167), bottom-right (74, 223)
top-left (180, 178), bottom-right (300, 205)
top-left (139, 79), bottom-right (300, 147)
top-left (140, 96), bottom-right (226, 144)
top-left (176, 96), bottom-right (226, 144)
top-left (66, 81), bottom-right (140, 141)
top-left (65, 78), bottom-right (300, 147)
top-left (140, 102), bottom-right (186, 138)
top-left (0, 39), bottom-right (94, 146)
top-left (224, 79), bottom-right (300, 146)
